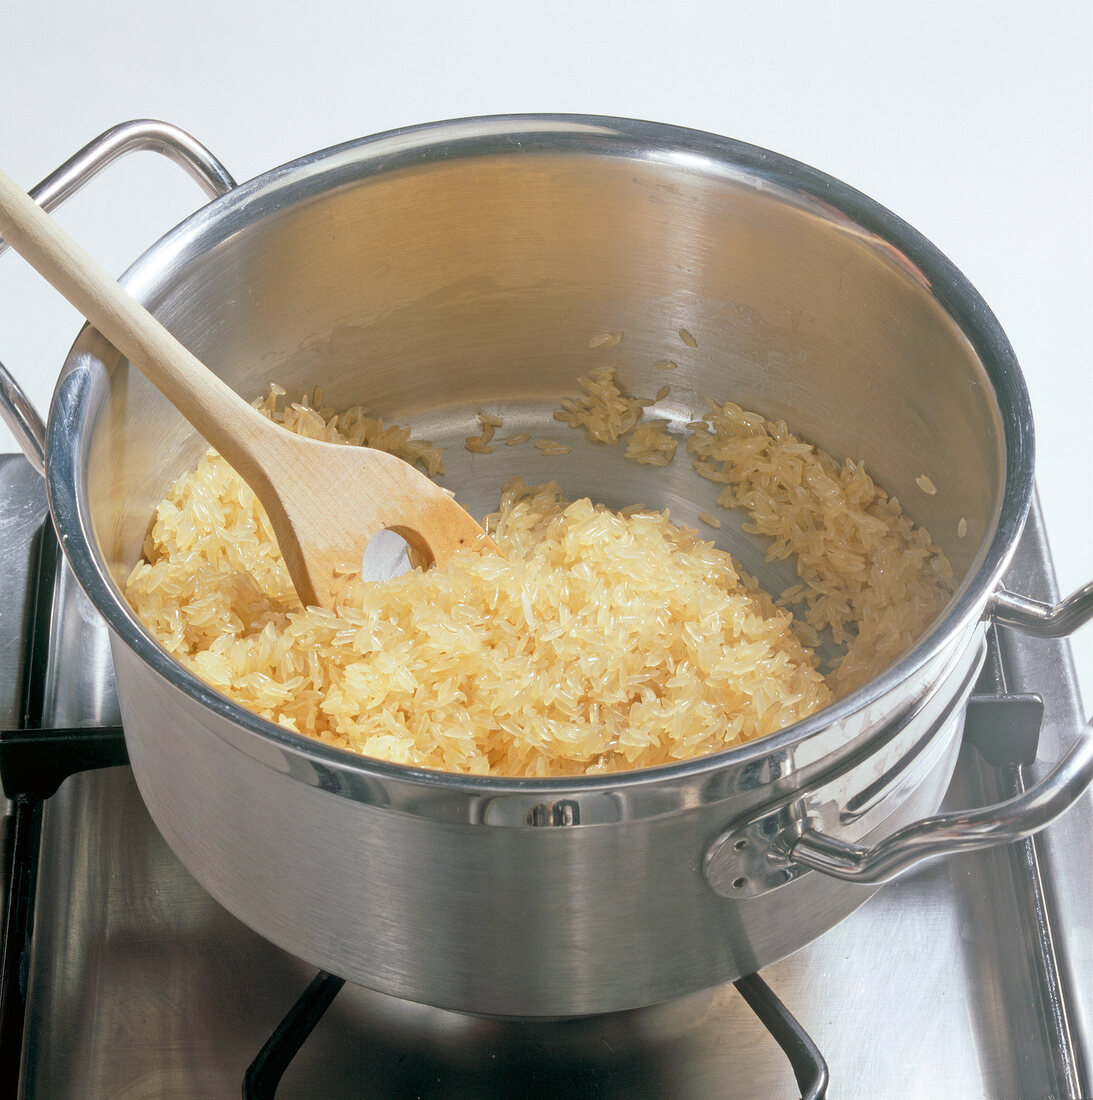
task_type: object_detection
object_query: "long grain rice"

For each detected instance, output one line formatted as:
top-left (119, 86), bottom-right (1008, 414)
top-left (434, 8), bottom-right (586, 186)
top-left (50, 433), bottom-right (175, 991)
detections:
top-left (553, 366), bottom-right (645, 443)
top-left (125, 375), bottom-right (954, 777)
top-left (685, 399), bottom-right (953, 695)
top-left (624, 421), bottom-right (678, 466)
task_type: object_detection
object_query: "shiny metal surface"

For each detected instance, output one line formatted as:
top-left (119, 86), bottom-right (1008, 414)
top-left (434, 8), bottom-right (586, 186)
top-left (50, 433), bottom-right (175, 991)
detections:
top-left (113, 634), bottom-right (966, 1016)
top-left (791, 711), bottom-right (1093, 882)
top-left (0, 457), bottom-right (48, 731)
top-left (786, 536), bottom-right (1093, 884)
top-left (0, 456), bottom-right (50, 922)
top-left (991, 581), bottom-right (1093, 638)
top-left (30, 115), bottom-right (1091, 1013)
top-left (705, 634), bottom-right (984, 898)
top-left (0, 360), bottom-right (45, 477)
top-left (0, 119), bottom-right (235, 261)
top-left (1000, 503), bottom-right (1093, 1082)
top-left (12, 466), bottom-right (1090, 1097)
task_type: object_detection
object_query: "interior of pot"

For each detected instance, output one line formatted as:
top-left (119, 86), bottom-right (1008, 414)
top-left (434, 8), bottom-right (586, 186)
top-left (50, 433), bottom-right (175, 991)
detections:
top-left (73, 123), bottom-right (1014, 683)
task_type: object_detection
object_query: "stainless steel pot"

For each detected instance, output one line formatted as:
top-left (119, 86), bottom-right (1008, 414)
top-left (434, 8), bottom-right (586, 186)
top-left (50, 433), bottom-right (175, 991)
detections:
top-left (2, 117), bottom-right (1092, 1018)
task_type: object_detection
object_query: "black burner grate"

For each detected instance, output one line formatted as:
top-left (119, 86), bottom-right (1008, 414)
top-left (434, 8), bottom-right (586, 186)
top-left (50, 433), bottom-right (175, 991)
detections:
top-left (240, 970), bottom-right (829, 1100)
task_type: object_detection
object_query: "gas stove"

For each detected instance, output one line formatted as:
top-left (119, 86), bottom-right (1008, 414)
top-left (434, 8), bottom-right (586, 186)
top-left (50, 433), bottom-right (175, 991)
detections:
top-left (1, 452), bottom-right (1090, 1098)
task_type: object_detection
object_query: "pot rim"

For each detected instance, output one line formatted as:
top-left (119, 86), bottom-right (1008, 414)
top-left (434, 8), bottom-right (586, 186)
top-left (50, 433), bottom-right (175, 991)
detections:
top-left (44, 113), bottom-right (1034, 797)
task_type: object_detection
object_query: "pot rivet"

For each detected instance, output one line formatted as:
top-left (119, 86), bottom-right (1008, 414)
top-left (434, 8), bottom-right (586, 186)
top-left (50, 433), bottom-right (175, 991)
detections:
top-left (731, 877), bottom-right (748, 891)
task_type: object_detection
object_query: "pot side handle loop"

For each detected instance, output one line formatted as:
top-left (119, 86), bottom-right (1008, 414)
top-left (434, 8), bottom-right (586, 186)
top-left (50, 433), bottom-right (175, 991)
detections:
top-left (788, 716), bottom-right (1093, 884)
top-left (0, 120), bottom-right (236, 477)
top-left (0, 357), bottom-right (46, 475)
top-left (989, 583), bottom-right (1093, 639)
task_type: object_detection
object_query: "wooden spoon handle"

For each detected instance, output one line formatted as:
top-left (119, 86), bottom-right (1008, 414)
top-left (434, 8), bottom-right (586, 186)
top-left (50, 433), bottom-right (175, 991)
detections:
top-left (0, 166), bottom-right (270, 481)
top-left (0, 165), bottom-right (499, 610)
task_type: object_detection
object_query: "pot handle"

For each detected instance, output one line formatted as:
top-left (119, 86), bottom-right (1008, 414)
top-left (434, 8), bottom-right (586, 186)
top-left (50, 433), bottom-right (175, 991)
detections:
top-left (989, 583), bottom-right (1093, 638)
top-left (786, 715), bottom-right (1093, 884)
top-left (0, 120), bottom-right (236, 476)
top-left (797, 580), bottom-right (1090, 883)
top-left (0, 358), bottom-right (46, 475)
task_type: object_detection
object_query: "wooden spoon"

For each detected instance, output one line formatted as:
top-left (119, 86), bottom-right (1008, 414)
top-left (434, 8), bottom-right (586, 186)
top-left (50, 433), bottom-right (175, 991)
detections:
top-left (0, 167), bottom-right (497, 608)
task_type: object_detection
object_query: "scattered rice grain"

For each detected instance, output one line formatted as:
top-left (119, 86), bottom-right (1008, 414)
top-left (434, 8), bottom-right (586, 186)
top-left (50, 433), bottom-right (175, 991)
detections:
top-left (257, 384), bottom-right (445, 476)
top-left (465, 411), bottom-right (504, 452)
top-left (554, 366), bottom-right (644, 444)
top-left (624, 420), bottom-right (678, 467)
top-left (533, 439), bottom-right (572, 456)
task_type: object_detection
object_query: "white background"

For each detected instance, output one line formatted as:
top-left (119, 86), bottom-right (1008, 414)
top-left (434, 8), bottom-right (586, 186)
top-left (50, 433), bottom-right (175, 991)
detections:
top-left (2, 0), bottom-right (1090, 712)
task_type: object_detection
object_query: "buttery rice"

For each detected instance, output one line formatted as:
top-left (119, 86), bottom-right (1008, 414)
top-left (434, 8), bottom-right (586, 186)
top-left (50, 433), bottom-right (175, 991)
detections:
top-left (685, 400), bottom-right (954, 696)
top-left (124, 379), bottom-right (954, 777)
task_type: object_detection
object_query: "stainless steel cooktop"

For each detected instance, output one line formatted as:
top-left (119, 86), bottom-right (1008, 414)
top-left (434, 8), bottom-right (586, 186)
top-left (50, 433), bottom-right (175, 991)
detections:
top-left (1, 453), bottom-right (1090, 1098)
